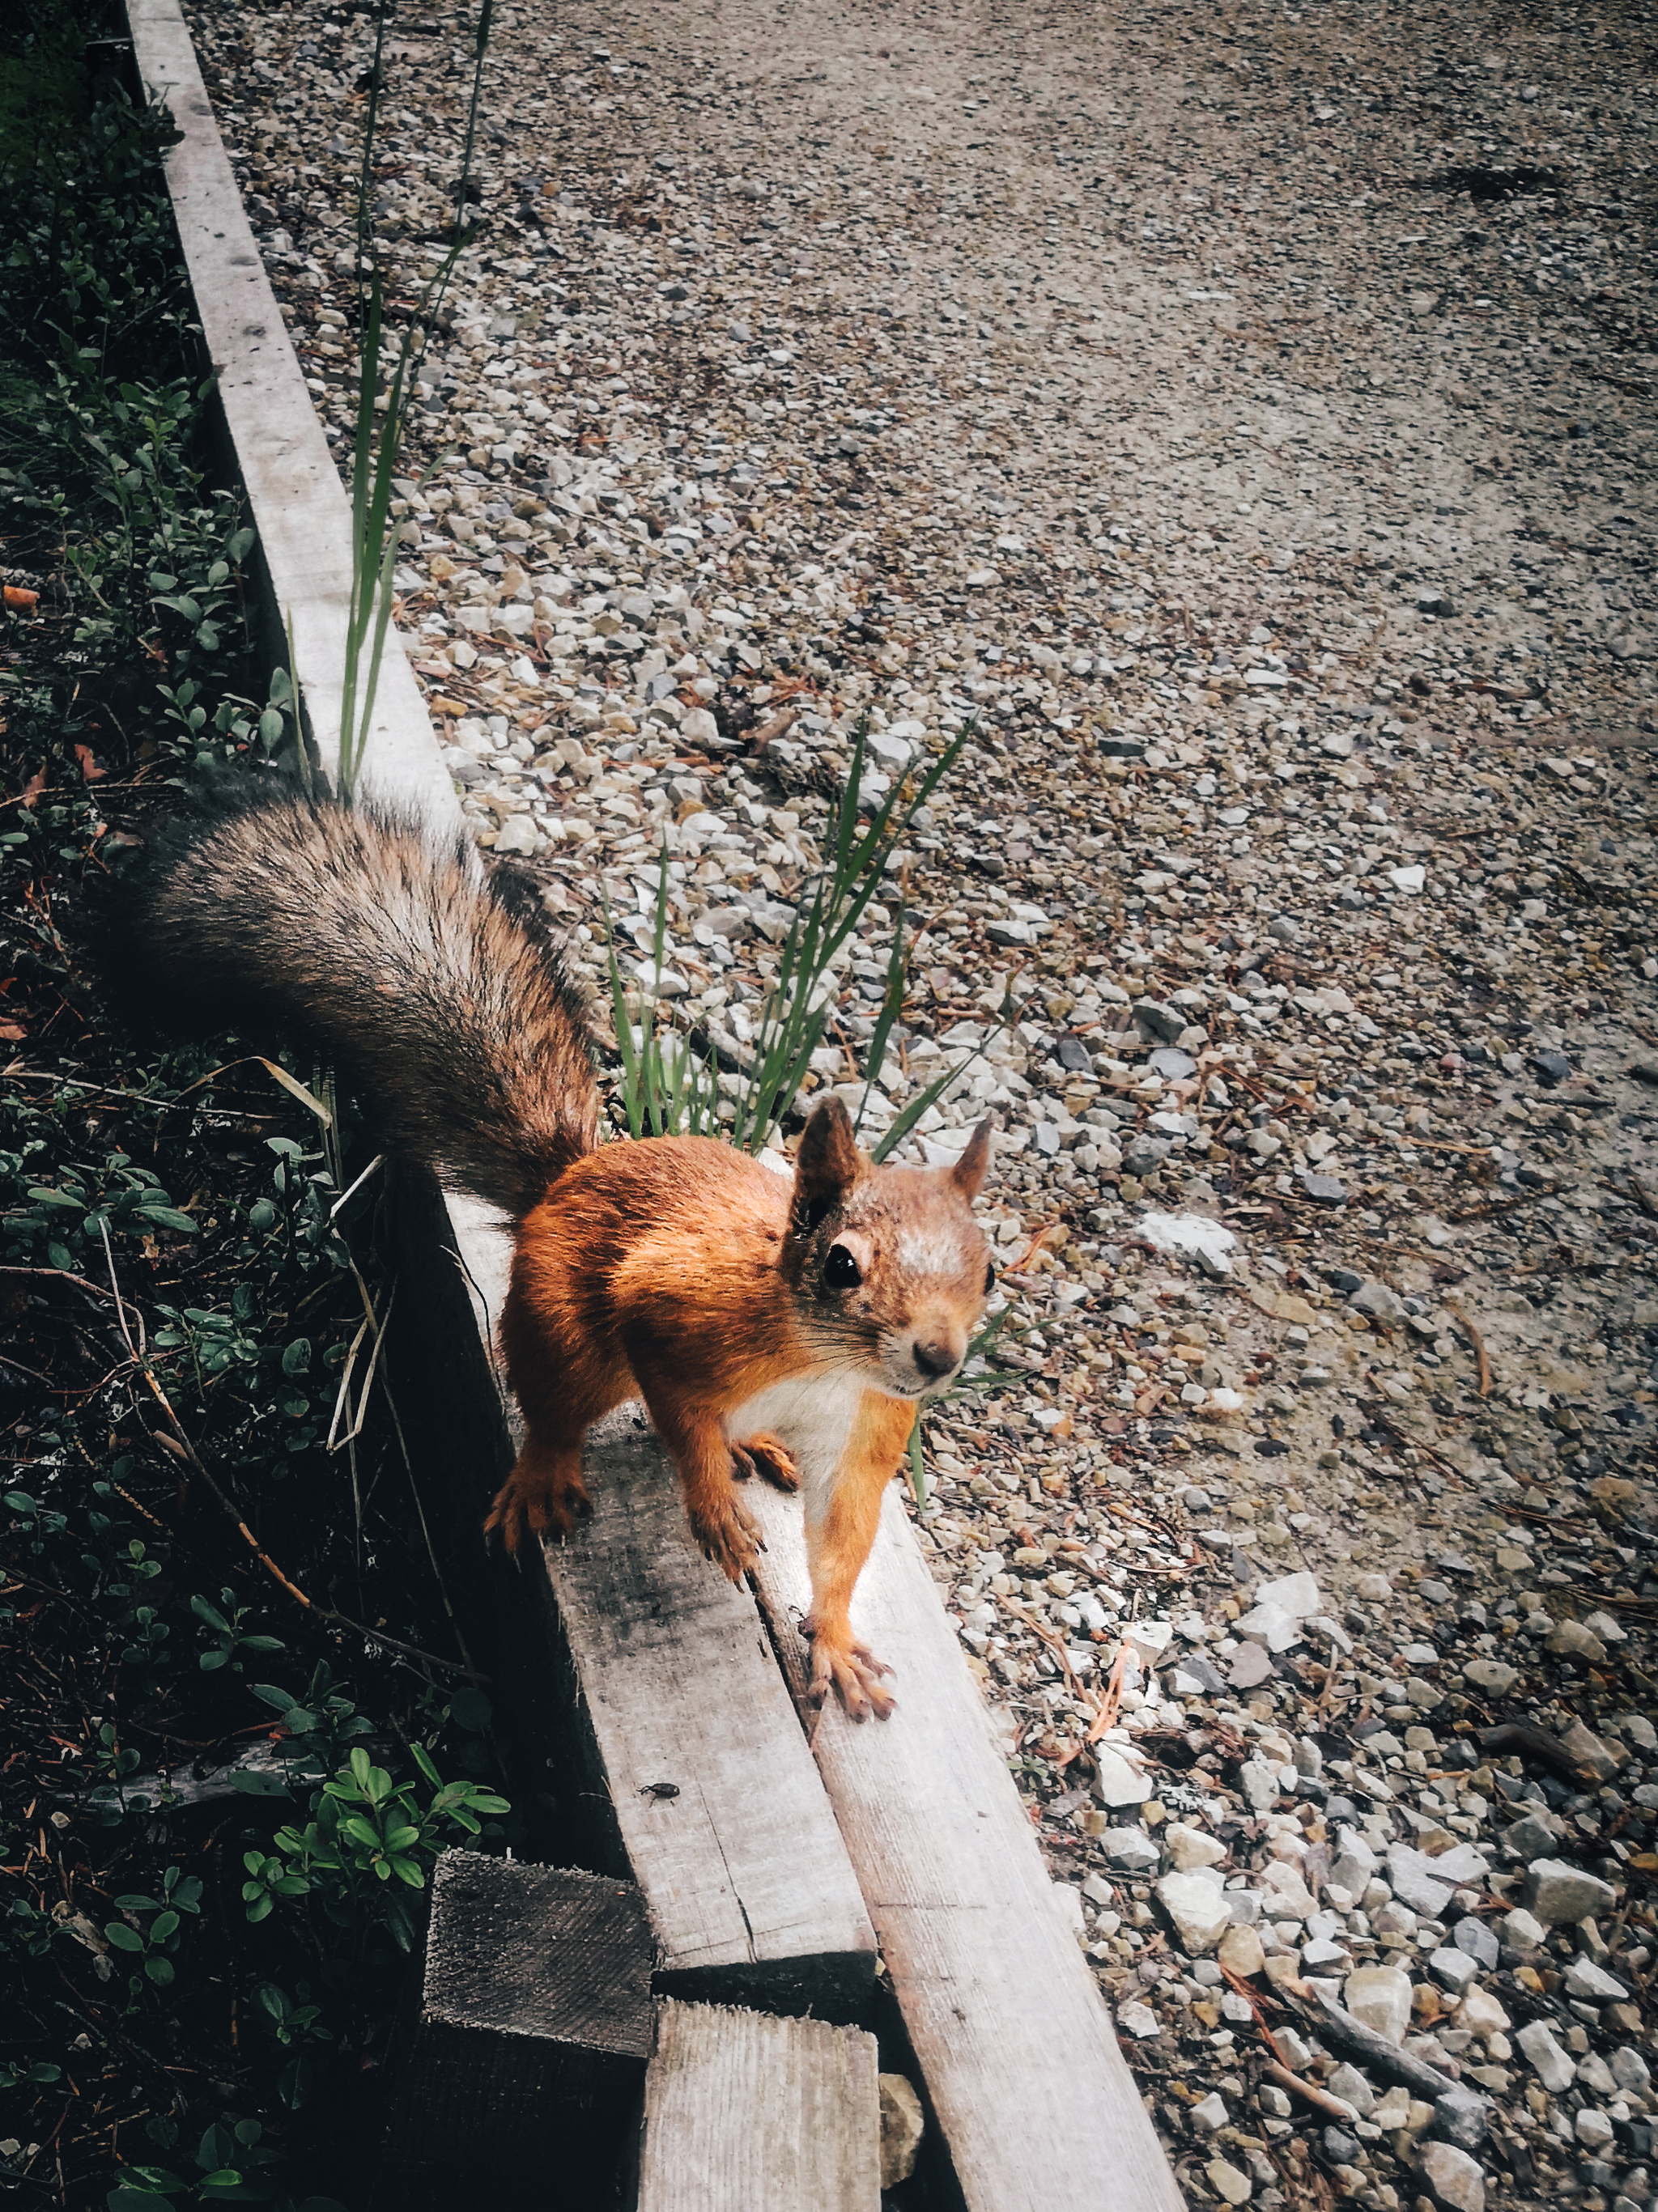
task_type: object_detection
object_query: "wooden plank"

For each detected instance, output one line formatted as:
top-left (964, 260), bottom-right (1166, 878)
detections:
top-left (126, 0), bottom-right (455, 814)
top-left (432, 1194), bottom-right (877, 2019)
top-left (747, 1484), bottom-right (1185, 2212)
top-left (631, 2000), bottom-right (880, 2212)
top-left (375, 1852), bottom-right (655, 2212)
top-left (542, 1406), bottom-right (878, 2018)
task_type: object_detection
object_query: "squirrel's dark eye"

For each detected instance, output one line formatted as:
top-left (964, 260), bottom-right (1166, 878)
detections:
top-left (984, 1262), bottom-right (996, 1295)
top-left (825, 1243), bottom-right (863, 1289)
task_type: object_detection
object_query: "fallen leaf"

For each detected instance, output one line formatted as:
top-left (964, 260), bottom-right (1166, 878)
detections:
top-left (3, 584), bottom-right (39, 611)
top-left (0, 1020), bottom-right (25, 1040)
top-left (19, 769), bottom-right (45, 809)
top-left (72, 744), bottom-right (107, 781)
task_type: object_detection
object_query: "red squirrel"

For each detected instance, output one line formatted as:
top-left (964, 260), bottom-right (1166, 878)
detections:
top-left (117, 789), bottom-right (994, 1717)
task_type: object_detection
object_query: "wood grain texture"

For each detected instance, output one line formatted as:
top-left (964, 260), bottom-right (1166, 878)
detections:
top-left (420, 1852), bottom-right (656, 2053)
top-left (374, 1854), bottom-right (654, 2212)
top-left (631, 2000), bottom-right (880, 2212)
top-left (126, 0), bottom-right (456, 813)
top-left (747, 1482), bottom-right (1185, 2212)
top-left (538, 1405), bottom-right (878, 2018)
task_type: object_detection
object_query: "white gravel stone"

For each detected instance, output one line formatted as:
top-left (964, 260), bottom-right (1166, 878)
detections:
top-left (1516, 2020), bottom-right (1575, 2095)
top-left (1416, 2142), bottom-right (1486, 2212)
top-left (1458, 1987), bottom-right (1511, 2042)
top-left (1343, 1967), bottom-right (1414, 2046)
top-left (1522, 1860), bottom-right (1618, 1925)
top-left (1156, 1872), bottom-right (1234, 1955)
top-left (1206, 2157), bottom-right (1253, 2206)
top-left (1500, 1908), bottom-right (1548, 1952)
top-left (1428, 1947), bottom-right (1480, 1997)
top-left (1164, 1823), bottom-right (1227, 1872)
top-left (1563, 1955), bottom-right (1630, 2004)
top-left (1575, 2106), bottom-right (1616, 2150)
top-left (1093, 1747), bottom-right (1152, 1808)
top-left (1253, 1571), bottom-right (1322, 1620)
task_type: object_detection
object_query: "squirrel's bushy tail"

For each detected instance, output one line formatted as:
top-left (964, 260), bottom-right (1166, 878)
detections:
top-left (108, 786), bottom-right (598, 1217)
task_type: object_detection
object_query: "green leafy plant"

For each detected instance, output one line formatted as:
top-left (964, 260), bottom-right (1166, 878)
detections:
top-left (103, 1867), bottom-right (204, 2002)
top-left (602, 843), bottom-right (725, 1140)
top-left (729, 727), bottom-right (970, 1153)
top-left (4, 1149), bottom-right (198, 1269)
top-left (250, 1981), bottom-right (334, 2114)
top-left (1, 18), bottom-right (517, 2201)
top-left (105, 2116), bottom-right (344, 2210)
top-left (244, 1743), bottom-right (508, 1955)
top-left (191, 1590), bottom-right (287, 1675)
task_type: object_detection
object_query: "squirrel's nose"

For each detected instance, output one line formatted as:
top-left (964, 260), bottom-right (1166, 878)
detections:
top-left (912, 1338), bottom-right (959, 1381)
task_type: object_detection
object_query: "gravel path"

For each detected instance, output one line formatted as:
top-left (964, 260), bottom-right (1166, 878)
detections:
top-left (185, 0), bottom-right (1658, 2204)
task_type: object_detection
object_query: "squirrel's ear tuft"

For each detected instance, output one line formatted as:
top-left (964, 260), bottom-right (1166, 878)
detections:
top-left (793, 1094), bottom-right (861, 1229)
top-left (950, 1117), bottom-right (995, 1199)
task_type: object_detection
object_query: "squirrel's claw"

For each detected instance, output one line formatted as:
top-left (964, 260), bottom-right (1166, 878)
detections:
top-left (485, 1464), bottom-right (592, 1555)
top-left (689, 1488), bottom-right (764, 1582)
top-left (801, 1615), bottom-right (896, 1722)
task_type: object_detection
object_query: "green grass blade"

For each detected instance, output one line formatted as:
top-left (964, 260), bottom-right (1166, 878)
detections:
top-left (906, 1420), bottom-right (928, 1510)
top-left (282, 601), bottom-right (312, 797)
top-left (867, 1061), bottom-right (967, 1165)
top-left (855, 894), bottom-right (907, 1141)
top-left (598, 875), bottom-right (646, 1139)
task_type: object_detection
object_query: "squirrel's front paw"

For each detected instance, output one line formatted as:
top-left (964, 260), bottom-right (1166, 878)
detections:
top-left (729, 1430), bottom-right (799, 1492)
top-left (484, 1464), bottom-right (591, 1555)
top-left (688, 1488), bottom-right (764, 1583)
top-left (801, 1614), bottom-right (895, 1722)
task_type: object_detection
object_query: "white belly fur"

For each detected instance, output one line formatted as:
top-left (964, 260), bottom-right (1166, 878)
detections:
top-left (728, 1372), bottom-right (865, 1531)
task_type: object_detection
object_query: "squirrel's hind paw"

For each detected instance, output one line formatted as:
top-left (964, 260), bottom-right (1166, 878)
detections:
top-left (485, 1464), bottom-right (592, 1555)
top-left (729, 1430), bottom-right (800, 1492)
top-left (801, 1617), bottom-right (895, 1722)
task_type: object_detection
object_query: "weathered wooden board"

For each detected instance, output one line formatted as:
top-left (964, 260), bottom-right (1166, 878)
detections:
top-left (374, 1853), bottom-right (655, 2212)
top-left (540, 1407), bottom-right (878, 2017)
top-left (748, 1484), bottom-right (1185, 2212)
top-left (436, 1193), bottom-right (875, 2016)
top-left (126, 0), bottom-right (453, 813)
top-left (631, 2000), bottom-right (880, 2212)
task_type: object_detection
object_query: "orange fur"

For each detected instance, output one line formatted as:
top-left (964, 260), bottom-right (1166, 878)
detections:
top-left (487, 1108), bottom-right (993, 1718)
top-left (801, 1393), bottom-right (917, 1720)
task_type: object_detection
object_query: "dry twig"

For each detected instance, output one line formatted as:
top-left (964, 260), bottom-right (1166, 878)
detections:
top-left (1444, 1301), bottom-right (1492, 1396)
